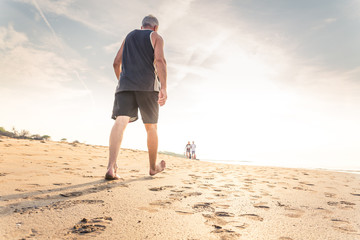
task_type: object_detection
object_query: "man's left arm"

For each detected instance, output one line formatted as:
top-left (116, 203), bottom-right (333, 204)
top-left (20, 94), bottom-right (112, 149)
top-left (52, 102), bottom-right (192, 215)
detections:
top-left (152, 32), bottom-right (167, 106)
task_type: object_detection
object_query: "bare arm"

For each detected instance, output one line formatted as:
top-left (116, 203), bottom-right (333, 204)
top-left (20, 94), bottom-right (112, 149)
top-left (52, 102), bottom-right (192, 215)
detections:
top-left (152, 32), bottom-right (167, 106)
top-left (113, 40), bottom-right (125, 80)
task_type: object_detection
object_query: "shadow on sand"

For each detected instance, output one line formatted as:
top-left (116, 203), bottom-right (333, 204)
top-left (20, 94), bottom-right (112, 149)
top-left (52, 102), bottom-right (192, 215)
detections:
top-left (0, 176), bottom-right (154, 215)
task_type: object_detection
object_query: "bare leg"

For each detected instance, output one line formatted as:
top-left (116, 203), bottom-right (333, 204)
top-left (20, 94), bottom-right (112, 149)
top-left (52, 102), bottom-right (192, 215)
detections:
top-left (105, 116), bottom-right (129, 179)
top-left (145, 124), bottom-right (165, 176)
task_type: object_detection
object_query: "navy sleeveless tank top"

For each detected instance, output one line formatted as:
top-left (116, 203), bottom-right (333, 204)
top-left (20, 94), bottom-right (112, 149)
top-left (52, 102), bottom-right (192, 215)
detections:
top-left (116, 29), bottom-right (160, 93)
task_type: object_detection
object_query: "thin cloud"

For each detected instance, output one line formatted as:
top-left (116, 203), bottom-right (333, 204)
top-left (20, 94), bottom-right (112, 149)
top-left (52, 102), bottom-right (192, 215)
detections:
top-left (32, 0), bottom-right (59, 44)
top-left (324, 18), bottom-right (337, 23)
top-left (31, 0), bottom-right (95, 107)
top-left (104, 41), bottom-right (122, 54)
top-left (0, 25), bottom-right (87, 93)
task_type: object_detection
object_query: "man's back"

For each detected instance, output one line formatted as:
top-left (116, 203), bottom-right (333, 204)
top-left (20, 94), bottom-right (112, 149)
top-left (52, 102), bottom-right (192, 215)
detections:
top-left (116, 29), bottom-right (160, 93)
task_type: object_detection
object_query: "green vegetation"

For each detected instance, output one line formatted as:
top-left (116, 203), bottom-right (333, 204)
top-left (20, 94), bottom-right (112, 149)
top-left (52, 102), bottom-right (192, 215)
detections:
top-left (42, 135), bottom-right (51, 141)
top-left (0, 126), bottom-right (51, 141)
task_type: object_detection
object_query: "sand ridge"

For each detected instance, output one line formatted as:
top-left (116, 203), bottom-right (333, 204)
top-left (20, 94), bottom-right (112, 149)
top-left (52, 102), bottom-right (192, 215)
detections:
top-left (0, 138), bottom-right (359, 239)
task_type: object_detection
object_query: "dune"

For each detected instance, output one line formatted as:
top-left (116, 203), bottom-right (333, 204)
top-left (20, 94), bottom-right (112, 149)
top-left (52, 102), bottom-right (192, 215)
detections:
top-left (0, 137), bottom-right (359, 239)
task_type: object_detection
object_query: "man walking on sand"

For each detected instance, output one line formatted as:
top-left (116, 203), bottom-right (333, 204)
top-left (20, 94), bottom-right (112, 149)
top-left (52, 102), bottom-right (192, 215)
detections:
top-left (105, 15), bottom-right (167, 180)
top-left (185, 141), bottom-right (191, 159)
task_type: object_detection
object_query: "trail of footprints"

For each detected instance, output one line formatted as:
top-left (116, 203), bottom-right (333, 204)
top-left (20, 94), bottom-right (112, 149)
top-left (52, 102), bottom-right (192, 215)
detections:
top-left (143, 173), bottom-right (285, 238)
top-left (143, 171), bottom-right (359, 238)
top-left (8, 157), bottom-right (358, 239)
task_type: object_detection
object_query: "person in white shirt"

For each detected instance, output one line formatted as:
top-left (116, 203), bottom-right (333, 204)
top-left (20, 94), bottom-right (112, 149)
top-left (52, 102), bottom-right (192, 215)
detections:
top-left (191, 141), bottom-right (196, 159)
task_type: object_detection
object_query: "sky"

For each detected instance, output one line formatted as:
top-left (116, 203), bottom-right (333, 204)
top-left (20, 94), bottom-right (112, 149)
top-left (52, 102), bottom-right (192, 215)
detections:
top-left (1, 0), bottom-right (360, 170)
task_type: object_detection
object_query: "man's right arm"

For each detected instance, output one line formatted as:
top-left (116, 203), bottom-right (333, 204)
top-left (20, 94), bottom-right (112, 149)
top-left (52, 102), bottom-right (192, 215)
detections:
top-left (113, 40), bottom-right (125, 80)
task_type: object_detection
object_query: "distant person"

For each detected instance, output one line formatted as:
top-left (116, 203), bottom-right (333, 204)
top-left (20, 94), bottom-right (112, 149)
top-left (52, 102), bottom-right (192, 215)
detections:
top-left (105, 15), bottom-right (167, 180)
top-left (185, 141), bottom-right (191, 159)
top-left (191, 141), bottom-right (196, 159)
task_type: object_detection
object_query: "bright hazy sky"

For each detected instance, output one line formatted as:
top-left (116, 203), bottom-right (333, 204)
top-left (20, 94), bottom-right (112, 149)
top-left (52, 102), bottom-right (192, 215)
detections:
top-left (1, 0), bottom-right (360, 169)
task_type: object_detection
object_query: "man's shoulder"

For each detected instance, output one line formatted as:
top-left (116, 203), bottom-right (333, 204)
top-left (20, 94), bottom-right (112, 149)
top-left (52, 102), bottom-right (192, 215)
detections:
top-left (151, 31), bottom-right (163, 42)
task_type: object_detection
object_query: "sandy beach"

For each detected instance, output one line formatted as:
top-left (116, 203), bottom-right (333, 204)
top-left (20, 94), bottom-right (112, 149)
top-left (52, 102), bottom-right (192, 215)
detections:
top-left (0, 137), bottom-right (359, 240)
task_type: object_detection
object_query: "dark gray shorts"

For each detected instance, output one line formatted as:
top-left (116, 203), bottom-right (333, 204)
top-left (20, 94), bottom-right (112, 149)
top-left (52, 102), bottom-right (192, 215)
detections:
top-left (111, 91), bottom-right (159, 123)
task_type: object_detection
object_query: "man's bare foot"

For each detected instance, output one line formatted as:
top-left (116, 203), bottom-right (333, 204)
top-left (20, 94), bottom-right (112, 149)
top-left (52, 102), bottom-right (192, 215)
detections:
top-left (105, 167), bottom-right (121, 180)
top-left (149, 160), bottom-right (166, 176)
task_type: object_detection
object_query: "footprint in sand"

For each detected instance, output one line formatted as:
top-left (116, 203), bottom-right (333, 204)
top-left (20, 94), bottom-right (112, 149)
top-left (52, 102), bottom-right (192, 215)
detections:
top-left (327, 201), bottom-right (356, 209)
top-left (70, 217), bottom-right (112, 235)
top-left (213, 204), bottom-right (230, 209)
top-left (239, 214), bottom-right (264, 221)
top-left (148, 185), bottom-right (174, 191)
top-left (199, 184), bottom-right (213, 189)
top-left (204, 177), bottom-right (215, 180)
top-left (193, 202), bottom-right (215, 212)
top-left (324, 192), bottom-right (337, 198)
top-left (327, 201), bottom-right (339, 206)
top-left (138, 206), bottom-right (158, 213)
top-left (148, 186), bottom-right (166, 191)
top-left (149, 200), bottom-right (172, 207)
top-left (213, 193), bottom-right (227, 198)
top-left (214, 211), bottom-right (235, 217)
top-left (183, 192), bottom-right (202, 197)
top-left (53, 183), bottom-right (69, 186)
top-left (182, 180), bottom-right (196, 185)
top-left (279, 237), bottom-right (294, 240)
top-left (220, 184), bottom-right (236, 188)
top-left (350, 193), bottom-right (360, 196)
top-left (250, 195), bottom-right (262, 201)
top-left (253, 202), bottom-right (270, 210)
top-left (235, 223), bottom-right (249, 229)
top-left (211, 227), bottom-right (237, 234)
top-left (15, 188), bottom-right (26, 192)
top-left (314, 207), bottom-right (333, 214)
top-left (331, 219), bottom-right (357, 233)
top-left (284, 208), bottom-right (304, 218)
top-left (60, 191), bottom-right (83, 197)
top-left (213, 189), bottom-right (223, 192)
top-left (169, 191), bottom-right (202, 201)
top-left (188, 174), bottom-right (201, 179)
top-left (170, 189), bottom-right (185, 193)
top-left (299, 181), bottom-right (315, 186)
top-left (276, 201), bottom-right (287, 207)
top-left (175, 210), bottom-right (193, 215)
top-left (20, 229), bottom-right (38, 239)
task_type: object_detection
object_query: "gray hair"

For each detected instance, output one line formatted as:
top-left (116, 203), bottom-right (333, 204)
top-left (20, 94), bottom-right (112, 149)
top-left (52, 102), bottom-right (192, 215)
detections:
top-left (142, 15), bottom-right (159, 28)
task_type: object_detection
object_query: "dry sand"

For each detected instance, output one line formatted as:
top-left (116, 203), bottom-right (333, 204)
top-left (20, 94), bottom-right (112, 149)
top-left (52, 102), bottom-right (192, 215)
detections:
top-left (0, 137), bottom-right (359, 240)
